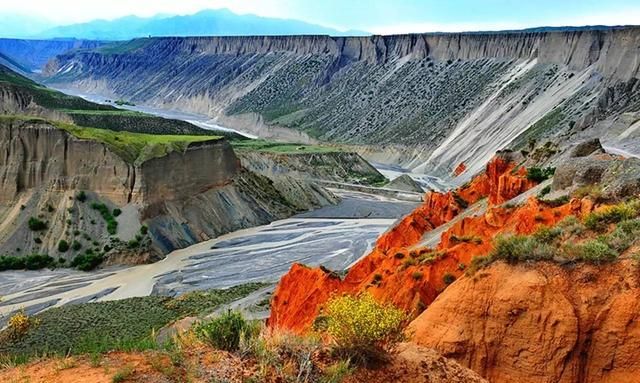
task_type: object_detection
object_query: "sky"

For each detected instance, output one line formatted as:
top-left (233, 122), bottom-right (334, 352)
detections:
top-left (1, 0), bottom-right (639, 34)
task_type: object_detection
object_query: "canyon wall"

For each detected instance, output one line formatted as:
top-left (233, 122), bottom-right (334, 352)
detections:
top-left (43, 28), bottom-right (640, 177)
top-left (0, 119), bottom-right (335, 259)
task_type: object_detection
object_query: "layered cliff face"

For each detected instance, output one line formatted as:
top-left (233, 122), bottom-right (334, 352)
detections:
top-left (43, 28), bottom-right (640, 177)
top-left (269, 152), bottom-right (541, 332)
top-left (409, 260), bottom-right (640, 383)
top-left (0, 38), bottom-right (105, 72)
top-left (0, 118), bottom-right (336, 260)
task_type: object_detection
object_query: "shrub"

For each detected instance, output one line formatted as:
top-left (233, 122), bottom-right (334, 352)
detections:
top-left (7, 309), bottom-right (39, 339)
top-left (91, 202), bottom-right (118, 235)
top-left (140, 225), bottom-right (148, 235)
top-left (572, 184), bottom-right (604, 201)
top-left (570, 239), bottom-right (618, 264)
top-left (71, 240), bottom-right (82, 251)
top-left (112, 208), bottom-right (122, 217)
top-left (411, 271), bottom-right (423, 280)
top-left (27, 217), bottom-right (47, 231)
top-left (540, 195), bottom-right (570, 207)
top-left (322, 293), bottom-right (405, 361)
top-left (33, 237), bottom-right (42, 244)
top-left (195, 310), bottom-right (249, 352)
top-left (71, 253), bottom-right (103, 271)
top-left (58, 240), bottom-right (70, 253)
top-left (526, 167), bottom-right (555, 182)
top-left (24, 254), bottom-right (54, 270)
top-left (584, 200), bottom-right (640, 230)
top-left (490, 234), bottom-right (555, 263)
top-left (537, 185), bottom-right (551, 198)
top-left (443, 273), bottom-right (456, 285)
top-left (75, 191), bottom-right (87, 202)
top-left (532, 226), bottom-right (563, 243)
top-left (450, 234), bottom-right (482, 244)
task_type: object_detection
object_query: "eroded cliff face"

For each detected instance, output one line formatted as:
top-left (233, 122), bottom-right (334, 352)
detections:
top-left (409, 260), bottom-right (640, 383)
top-left (42, 28), bottom-right (640, 177)
top-left (0, 119), bottom-right (336, 259)
top-left (0, 119), bottom-right (136, 205)
top-left (268, 153), bottom-right (542, 332)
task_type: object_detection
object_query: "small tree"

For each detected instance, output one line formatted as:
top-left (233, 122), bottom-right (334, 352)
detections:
top-left (58, 240), bottom-right (70, 252)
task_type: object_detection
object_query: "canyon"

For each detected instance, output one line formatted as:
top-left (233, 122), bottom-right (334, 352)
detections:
top-left (41, 27), bottom-right (640, 178)
top-left (1, 25), bottom-right (640, 383)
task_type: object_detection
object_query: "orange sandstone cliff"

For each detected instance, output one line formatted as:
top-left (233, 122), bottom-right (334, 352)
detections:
top-left (269, 152), bottom-right (541, 332)
top-left (408, 260), bottom-right (640, 383)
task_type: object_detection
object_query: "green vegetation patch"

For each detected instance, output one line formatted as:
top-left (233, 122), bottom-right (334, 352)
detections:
top-left (469, 200), bottom-right (640, 273)
top-left (231, 138), bottom-right (341, 154)
top-left (0, 254), bottom-right (55, 271)
top-left (0, 283), bottom-right (266, 360)
top-left (54, 121), bottom-right (221, 164)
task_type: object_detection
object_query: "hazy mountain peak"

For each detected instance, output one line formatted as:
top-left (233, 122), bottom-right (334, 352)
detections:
top-left (30, 8), bottom-right (369, 40)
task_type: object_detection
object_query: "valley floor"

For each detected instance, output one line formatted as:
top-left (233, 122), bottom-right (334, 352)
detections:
top-left (0, 190), bottom-right (417, 322)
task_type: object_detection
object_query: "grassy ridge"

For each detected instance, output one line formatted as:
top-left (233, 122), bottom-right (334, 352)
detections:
top-left (231, 138), bottom-right (341, 154)
top-left (54, 121), bottom-right (222, 164)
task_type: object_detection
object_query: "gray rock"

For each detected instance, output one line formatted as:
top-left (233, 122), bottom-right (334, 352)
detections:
top-left (570, 139), bottom-right (604, 158)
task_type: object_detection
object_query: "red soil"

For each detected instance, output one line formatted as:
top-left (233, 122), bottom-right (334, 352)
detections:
top-left (269, 154), bottom-right (548, 333)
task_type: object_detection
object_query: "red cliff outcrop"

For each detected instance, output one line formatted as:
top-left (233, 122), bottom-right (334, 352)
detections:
top-left (269, 154), bottom-right (543, 332)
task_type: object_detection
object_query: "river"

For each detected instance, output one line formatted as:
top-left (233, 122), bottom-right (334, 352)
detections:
top-left (0, 89), bottom-right (420, 320)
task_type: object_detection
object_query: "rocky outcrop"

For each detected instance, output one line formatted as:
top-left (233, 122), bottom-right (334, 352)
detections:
top-left (0, 119), bottom-right (336, 259)
top-left (42, 27), bottom-right (640, 177)
top-left (409, 260), bottom-right (640, 383)
top-left (385, 174), bottom-right (424, 192)
top-left (0, 119), bottom-right (135, 205)
top-left (268, 154), bottom-right (541, 332)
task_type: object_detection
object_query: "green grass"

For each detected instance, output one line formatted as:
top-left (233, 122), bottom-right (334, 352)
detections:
top-left (231, 139), bottom-right (341, 154)
top-left (54, 121), bottom-right (221, 164)
top-left (0, 283), bottom-right (266, 361)
top-left (96, 39), bottom-right (154, 55)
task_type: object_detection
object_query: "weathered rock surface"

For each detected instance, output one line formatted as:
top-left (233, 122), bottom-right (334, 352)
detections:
top-left (0, 119), bottom-right (337, 259)
top-left (409, 260), bottom-right (640, 383)
top-left (268, 154), bottom-right (542, 332)
top-left (385, 174), bottom-right (424, 192)
top-left (42, 27), bottom-right (640, 177)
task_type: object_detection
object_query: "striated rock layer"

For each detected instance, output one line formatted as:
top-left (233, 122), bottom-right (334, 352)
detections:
top-left (409, 260), bottom-right (640, 383)
top-left (269, 152), bottom-right (542, 332)
top-left (0, 118), bottom-right (336, 259)
top-left (42, 27), bottom-right (640, 177)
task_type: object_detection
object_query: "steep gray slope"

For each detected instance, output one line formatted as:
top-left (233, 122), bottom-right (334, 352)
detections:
top-left (43, 28), bottom-right (640, 177)
top-left (0, 38), bottom-right (105, 72)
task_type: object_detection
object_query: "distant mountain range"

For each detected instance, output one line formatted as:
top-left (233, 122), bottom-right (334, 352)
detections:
top-left (1, 9), bottom-right (368, 40)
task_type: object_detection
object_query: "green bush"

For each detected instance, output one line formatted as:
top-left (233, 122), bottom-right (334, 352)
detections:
top-left (112, 208), bottom-right (122, 217)
top-left (584, 200), bottom-right (640, 231)
top-left (71, 253), bottom-right (103, 271)
top-left (91, 202), bottom-right (118, 235)
top-left (58, 240), bottom-right (70, 253)
top-left (490, 234), bottom-right (555, 263)
top-left (0, 254), bottom-right (54, 271)
top-left (443, 273), bottom-right (456, 285)
top-left (537, 185), bottom-right (551, 198)
top-left (27, 217), bottom-right (48, 231)
top-left (570, 239), bottom-right (618, 264)
top-left (526, 167), bottom-right (555, 183)
top-left (76, 191), bottom-right (87, 202)
top-left (195, 310), bottom-right (249, 352)
top-left (322, 293), bottom-right (405, 361)
top-left (71, 240), bottom-right (82, 251)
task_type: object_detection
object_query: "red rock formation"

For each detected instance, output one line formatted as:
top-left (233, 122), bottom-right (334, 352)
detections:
top-left (453, 162), bottom-right (467, 176)
top-left (269, 154), bottom-right (542, 332)
top-left (408, 260), bottom-right (640, 383)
